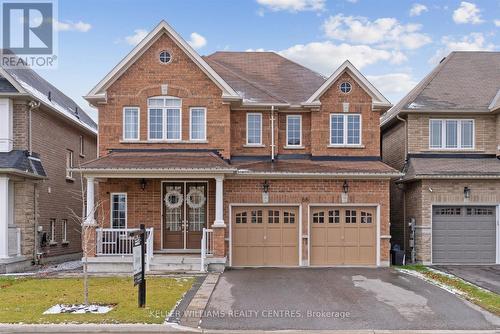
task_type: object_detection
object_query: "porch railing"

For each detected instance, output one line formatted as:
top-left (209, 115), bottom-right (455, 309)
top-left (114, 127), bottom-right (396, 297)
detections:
top-left (8, 226), bottom-right (21, 257)
top-left (200, 228), bottom-right (214, 272)
top-left (96, 228), bottom-right (154, 270)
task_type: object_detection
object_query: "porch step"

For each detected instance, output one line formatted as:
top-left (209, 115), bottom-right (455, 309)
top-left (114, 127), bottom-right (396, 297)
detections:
top-left (148, 255), bottom-right (202, 272)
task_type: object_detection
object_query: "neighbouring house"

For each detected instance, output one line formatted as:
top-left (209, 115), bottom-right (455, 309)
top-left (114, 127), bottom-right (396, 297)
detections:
top-left (381, 51), bottom-right (500, 265)
top-left (77, 21), bottom-right (400, 273)
top-left (0, 60), bottom-right (97, 273)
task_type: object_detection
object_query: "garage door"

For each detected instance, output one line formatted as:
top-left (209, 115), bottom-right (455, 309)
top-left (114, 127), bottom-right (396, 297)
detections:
top-left (232, 206), bottom-right (299, 266)
top-left (432, 206), bottom-right (496, 264)
top-left (310, 207), bottom-right (376, 265)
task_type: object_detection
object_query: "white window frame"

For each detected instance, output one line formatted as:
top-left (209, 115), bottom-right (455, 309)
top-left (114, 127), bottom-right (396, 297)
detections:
top-left (110, 193), bottom-right (127, 229)
top-left (66, 149), bottom-right (74, 179)
top-left (246, 112), bottom-right (263, 146)
top-left (189, 107), bottom-right (207, 141)
top-left (79, 135), bottom-right (85, 157)
top-left (122, 107), bottom-right (140, 141)
top-left (62, 219), bottom-right (68, 243)
top-left (147, 96), bottom-right (182, 141)
top-left (329, 113), bottom-right (362, 146)
top-left (49, 219), bottom-right (56, 243)
top-left (429, 119), bottom-right (475, 150)
top-left (286, 114), bottom-right (302, 147)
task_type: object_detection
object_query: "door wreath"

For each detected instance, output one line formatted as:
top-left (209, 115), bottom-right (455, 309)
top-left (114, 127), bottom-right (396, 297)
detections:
top-left (186, 188), bottom-right (206, 209)
top-left (164, 189), bottom-right (183, 209)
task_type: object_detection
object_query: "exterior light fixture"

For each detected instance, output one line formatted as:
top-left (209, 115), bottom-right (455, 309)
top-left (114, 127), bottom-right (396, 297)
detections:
top-left (263, 180), bottom-right (270, 193)
top-left (343, 180), bottom-right (349, 194)
top-left (464, 186), bottom-right (471, 199)
top-left (262, 180), bottom-right (270, 204)
top-left (140, 178), bottom-right (147, 191)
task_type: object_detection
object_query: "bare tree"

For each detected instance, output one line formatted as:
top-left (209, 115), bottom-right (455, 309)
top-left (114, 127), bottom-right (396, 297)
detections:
top-left (67, 169), bottom-right (105, 305)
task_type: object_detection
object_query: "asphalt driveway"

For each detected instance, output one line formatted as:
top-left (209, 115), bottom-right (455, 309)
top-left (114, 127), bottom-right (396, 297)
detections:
top-left (201, 268), bottom-right (500, 330)
top-left (432, 265), bottom-right (500, 294)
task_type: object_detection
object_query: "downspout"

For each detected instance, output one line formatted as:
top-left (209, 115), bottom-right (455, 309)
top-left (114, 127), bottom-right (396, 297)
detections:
top-left (27, 100), bottom-right (40, 156)
top-left (396, 114), bottom-right (408, 260)
top-left (271, 106), bottom-right (275, 162)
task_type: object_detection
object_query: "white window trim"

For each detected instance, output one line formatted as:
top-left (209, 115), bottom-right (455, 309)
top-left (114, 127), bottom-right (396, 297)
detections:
top-left (147, 97), bottom-right (183, 142)
top-left (286, 115), bottom-right (302, 148)
top-left (246, 112), bottom-right (263, 146)
top-left (66, 150), bottom-right (74, 179)
top-left (189, 107), bottom-right (207, 141)
top-left (110, 193), bottom-right (127, 229)
top-left (329, 113), bottom-right (362, 146)
top-left (429, 119), bottom-right (475, 150)
top-left (49, 219), bottom-right (56, 243)
top-left (62, 219), bottom-right (68, 243)
top-left (79, 135), bottom-right (85, 157)
top-left (122, 107), bottom-right (140, 141)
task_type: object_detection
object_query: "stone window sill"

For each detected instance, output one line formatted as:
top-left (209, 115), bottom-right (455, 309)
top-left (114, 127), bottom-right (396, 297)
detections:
top-left (65, 177), bottom-right (75, 183)
top-left (49, 241), bottom-right (58, 246)
top-left (62, 241), bottom-right (70, 246)
top-left (327, 144), bottom-right (365, 149)
top-left (243, 144), bottom-right (265, 148)
top-left (120, 139), bottom-right (208, 144)
top-left (284, 145), bottom-right (305, 150)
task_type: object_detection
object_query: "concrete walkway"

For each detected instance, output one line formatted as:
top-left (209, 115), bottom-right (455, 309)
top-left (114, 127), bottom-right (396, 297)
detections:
top-left (432, 265), bottom-right (500, 294)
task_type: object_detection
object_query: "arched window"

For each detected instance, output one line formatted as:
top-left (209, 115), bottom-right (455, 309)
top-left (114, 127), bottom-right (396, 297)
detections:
top-left (147, 96), bottom-right (182, 140)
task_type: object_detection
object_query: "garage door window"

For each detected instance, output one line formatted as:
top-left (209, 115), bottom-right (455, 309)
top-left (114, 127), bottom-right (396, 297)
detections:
top-left (328, 210), bottom-right (340, 224)
top-left (236, 212), bottom-right (247, 224)
top-left (361, 211), bottom-right (372, 224)
top-left (435, 207), bottom-right (461, 215)
top-left (345, 210), bottom-right (357, 223)
top-left (268, 210), bottom-right (280, 224)
top-left (313, 212), bottom-right (325, 223)
top-left (251, 210), bottom-right (263, 224)
top-left (466, 207), bottom-right (494, 216)
top-left (283, 211), bottom-right (295, 224)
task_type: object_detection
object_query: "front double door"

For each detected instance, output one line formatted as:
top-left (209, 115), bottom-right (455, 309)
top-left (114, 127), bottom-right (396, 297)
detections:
top-left (162, 181), bottom-right (208, 251)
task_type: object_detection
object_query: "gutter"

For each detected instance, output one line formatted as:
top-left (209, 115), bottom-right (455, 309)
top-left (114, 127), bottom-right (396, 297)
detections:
top-left (233, 171), bottom-right (404, 179)
top-left (0, 168), bottom-right (47, 179)
top-left (399, 174), bottom-right (500, 183)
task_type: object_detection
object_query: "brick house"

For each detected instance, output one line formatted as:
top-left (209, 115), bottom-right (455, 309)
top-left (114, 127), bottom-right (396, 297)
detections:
top-left (381, 51), bottom-right (500, 265)
top-left (78, 21), bottom-right (400, 272)
top-left (0, 63), bottom-right (97, 273)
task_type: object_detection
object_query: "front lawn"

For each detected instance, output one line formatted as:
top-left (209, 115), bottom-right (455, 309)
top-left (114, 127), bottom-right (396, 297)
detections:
top-left (0, 276), bottom-right (194, 323)
top-left (398, 265), bottom-right (500, 316)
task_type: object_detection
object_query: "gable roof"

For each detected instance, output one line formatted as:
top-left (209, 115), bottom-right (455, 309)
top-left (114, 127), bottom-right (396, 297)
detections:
top-left (382, 51), bottom-right (500, 127)
top-left (305, 60), bottom-right (391, 109)
top-left (0, 56), bottom-right (97, 133)
top-left (85, 21), bottom-right (240, 104)
top-left (204, 52), bottom-right (326, 105)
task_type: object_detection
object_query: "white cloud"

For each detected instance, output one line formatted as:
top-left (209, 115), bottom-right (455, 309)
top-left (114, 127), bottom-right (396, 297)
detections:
top-left (256, 0), bottom-right (325, 12)
top-left (188, 32), bottom-right (207, 49)
top-left (494, 20), bottom-right (500, 27)
top-left (53, 20), bottom-right (91, 32)
top-left (125, 29), bottom-right (148, 46)
top-left (409, 3), bottom-right (428, 17)
top-left (346, 0), bottom-right (358, 3)
top-left (452, 1), bottom-right (483, 24)
top-left (367, 73), bottom-right (417, 97)
top-left (246, 48), bottom-right (266, 52)
top-left (429, 32), bottom-right (494, 64)
top-left (322, 14), bottom-right (431, 49)
top-left (278, 41), bottom-right (406, 75)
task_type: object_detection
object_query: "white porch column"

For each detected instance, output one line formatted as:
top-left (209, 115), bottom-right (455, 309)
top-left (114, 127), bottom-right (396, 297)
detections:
top-left (85, 177), bottom-right (96, 225)
top-left (0, 177), bottom-right (10, 258)
top-left (213, 175), bottom-right (225, 227)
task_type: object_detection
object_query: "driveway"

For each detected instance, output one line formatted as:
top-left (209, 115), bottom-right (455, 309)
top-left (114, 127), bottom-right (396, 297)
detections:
top-left (432, 265), bottom-right (500, 294)
top-left (201, 268), bottom-right (500, 330)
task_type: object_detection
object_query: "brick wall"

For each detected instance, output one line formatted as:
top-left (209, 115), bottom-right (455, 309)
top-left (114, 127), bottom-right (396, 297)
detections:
top-left (99, 34), bottom-right (231, 158)
top-left (224, 178), bottom-right (391, 265)
top-left (312, 72), bottom-right (380, 157)
top-left (13, 180), bottom-right (38, 257)
top-left (277, 112), bottom-right (311, 155)
top-left (12, 101), bottom-right (29, 149)
top-left (407, 113), bottom-right (497, 154)
top-left (29, 104), bottom-right (97, 258)
top-left (497, 114), bottom-right (500, 156)
top-left (230, 110), bottom-right (272, 156)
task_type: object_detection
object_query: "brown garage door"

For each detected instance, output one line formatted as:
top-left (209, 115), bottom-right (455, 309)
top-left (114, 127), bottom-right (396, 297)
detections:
top-left (232, 206), bottom-right (299, 266)
top-left (310, 207), bottom-right (376, 265)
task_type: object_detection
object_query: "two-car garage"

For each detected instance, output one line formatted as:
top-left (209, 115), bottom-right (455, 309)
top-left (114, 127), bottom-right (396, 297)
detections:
top-left (230, 205), bottom-right (378, 267)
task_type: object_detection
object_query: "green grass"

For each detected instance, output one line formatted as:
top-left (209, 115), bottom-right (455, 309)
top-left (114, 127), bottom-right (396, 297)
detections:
top-left (398, 265), bottom-right (500, 316)
top-left (0, 276), bottom-right (194, 324)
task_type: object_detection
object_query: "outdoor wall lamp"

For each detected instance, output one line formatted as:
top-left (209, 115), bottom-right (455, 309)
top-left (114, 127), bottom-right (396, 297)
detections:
top-left (263, 180), bottom-right (270, 193)
top-left (140, 178), bottom-right (147, 191)
top-left (464, 186), bottom-right (471, 199)
top-left (343, 180), bottom-right (349, 194)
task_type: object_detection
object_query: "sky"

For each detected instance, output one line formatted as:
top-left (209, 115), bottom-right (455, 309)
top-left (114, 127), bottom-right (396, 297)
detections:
top-left (35, 0), bottom-right (500, 121)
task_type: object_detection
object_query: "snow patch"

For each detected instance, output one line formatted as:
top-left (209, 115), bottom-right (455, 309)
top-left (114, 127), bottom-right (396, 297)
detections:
top-left (43, 304), bottom-right (113, 314)
top-left (407, 102), bottom-right (425, 109)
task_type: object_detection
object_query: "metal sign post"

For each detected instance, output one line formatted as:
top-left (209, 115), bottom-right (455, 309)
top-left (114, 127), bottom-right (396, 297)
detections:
top-left (132, 224), bottom-right (146, 308)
